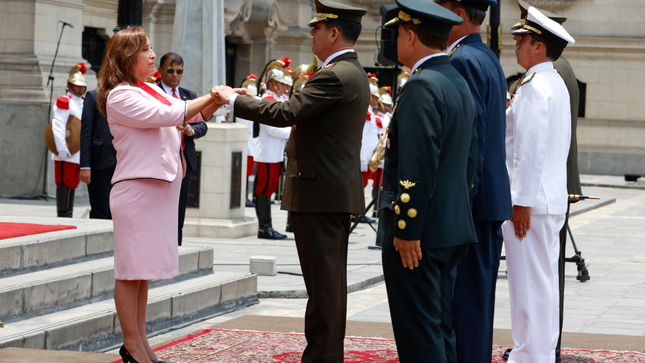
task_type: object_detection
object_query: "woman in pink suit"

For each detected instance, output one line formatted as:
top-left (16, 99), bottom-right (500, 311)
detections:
top-left (96, 28), bottom-right (219, 363)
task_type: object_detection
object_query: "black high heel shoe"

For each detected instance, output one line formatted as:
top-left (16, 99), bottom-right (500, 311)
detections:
top-left (119, 345), bottom-right (140, 363)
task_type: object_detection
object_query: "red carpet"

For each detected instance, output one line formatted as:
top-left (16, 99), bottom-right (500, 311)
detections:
top-left (108, 329), bottom-right (645, 363)
top-left (0, 222), bottom-right (77, 239)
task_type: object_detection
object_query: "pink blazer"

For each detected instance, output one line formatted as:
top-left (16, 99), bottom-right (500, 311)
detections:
top-left (107, 83), bottom-right (205, 184)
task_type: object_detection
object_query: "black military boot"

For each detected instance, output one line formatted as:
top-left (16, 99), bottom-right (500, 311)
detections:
top-left (56, 185), bottom-right (74, 218)
top-left (256, 195), bottom-right (287, 240)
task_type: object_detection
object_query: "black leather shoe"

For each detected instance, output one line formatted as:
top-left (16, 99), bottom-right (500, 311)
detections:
top-left (502, 347), bottom-right (512, 361)
top-left (246, 199), bottom-right (255, 207)
top-left (358, 215), bottom-right (375, 224)
top-left (285, 224), bottom-right (294, 233)
top-left (258, 227), bottom-right (287, 240)
top-left (119, 345), bottom-right (140, 363)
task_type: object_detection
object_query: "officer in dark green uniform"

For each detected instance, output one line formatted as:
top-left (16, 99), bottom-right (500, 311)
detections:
top-left (213, 0), bottom-right (369, 361)
top-left (379, 0), bottom-right (478, 361)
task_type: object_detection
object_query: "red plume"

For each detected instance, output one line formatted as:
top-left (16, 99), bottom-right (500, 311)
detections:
top-left (152, 71), bottom-right (161, 81)
top-left (402, 69), bottom-right (410, 75)
top-left (76, 62), bottom-right (87, 75)
top-left (247, 73), bottom-right (258, 80)
top-left (366, 72), bottom-right (376, 77)
top-left (280, 57), bottom-right (292, 68)
top-left (384, 86), bottom-right (392, 94)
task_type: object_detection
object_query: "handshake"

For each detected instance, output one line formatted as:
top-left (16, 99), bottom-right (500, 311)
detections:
top-left (210, 86), bottom-right (255, 107)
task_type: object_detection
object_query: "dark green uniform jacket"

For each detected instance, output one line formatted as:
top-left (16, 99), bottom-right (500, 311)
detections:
top-left (553, 56), bottom-right (582, 195)
top-left (380, 55), bottom-right (478, 249)
top-left (234, 52), bottom-right (370, 214)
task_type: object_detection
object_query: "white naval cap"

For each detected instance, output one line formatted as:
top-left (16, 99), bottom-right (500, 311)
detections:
top-left (511, 6), bottom-right (574, 48)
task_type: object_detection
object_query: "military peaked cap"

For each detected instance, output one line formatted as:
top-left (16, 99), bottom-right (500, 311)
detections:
top-left (512, 0), bottom-right (566, 30)
top-left (512, 6), bottom-right (574, 48)
top-left (308, 0), bottom-right (368, 26)
top-left (384, 0), bottom-right (463, 35)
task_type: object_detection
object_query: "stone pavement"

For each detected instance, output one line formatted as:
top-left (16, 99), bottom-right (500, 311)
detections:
top-left (2, 174), bottom-right (645, 355)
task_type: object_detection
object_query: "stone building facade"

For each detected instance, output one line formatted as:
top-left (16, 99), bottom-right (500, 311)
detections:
top-left (0, 0), bottom-right (643, 198)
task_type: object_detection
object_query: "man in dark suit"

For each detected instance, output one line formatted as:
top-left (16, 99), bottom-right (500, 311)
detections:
top-left (379, 1), bottom-right (478, 361)
top-left (214, 1), bottom-right (368, 360)
top-left (157, 52), bottom-right (209, 245)
top-left (434, 1), bottom-right (513, 362)
top-left (80, 89), bottom-right (116, 219)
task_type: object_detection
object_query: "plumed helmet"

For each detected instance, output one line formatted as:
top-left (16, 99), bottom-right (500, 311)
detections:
top-left (241, 74), bottom-right (258, 95)
top-left (294, 56), bottom-right (319, 78)
top-left (262, 59), bottom-right (291, 87)
top-left (292, 72), bottom-right (314, 94)
top-left (397, 69), bottom-right (410, 91)
top-left (379, 86), bottom-right (393, 105)
top-left (67, 62), bottom-right (87, 86)
top-left (367, 72), bottom-right (379, 97)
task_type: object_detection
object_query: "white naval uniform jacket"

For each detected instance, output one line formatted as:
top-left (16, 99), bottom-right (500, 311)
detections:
top-left (505, 61), bottom-right (571, 216)
top-left (254, 90), bottom-right (290, 163)
top-left (51, 93), bottom-right (83, 164)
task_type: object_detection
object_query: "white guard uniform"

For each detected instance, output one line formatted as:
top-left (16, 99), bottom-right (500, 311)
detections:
top-left (359, 105), bottom-right (379, 172)
top-left (236, 117), bottom-right (259, 158)
top-left (503, 61), bottom-right (571, 363)
top-left (254, 90), bottom-right (290, 163)
top-left (51, 92), bottom-right (83, 164)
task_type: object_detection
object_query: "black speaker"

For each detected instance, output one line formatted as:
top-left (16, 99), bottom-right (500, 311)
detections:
top-left (377, 5), bottom-right (402, 67)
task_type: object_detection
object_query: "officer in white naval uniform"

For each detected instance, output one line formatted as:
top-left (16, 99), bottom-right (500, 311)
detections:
top-left (254, 60), bottom-right (292, 239)
top-left (503, 7), bottom-right (575, 363)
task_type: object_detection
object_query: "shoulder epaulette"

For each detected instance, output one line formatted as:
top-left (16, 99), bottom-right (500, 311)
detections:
top-left (520, 72), bottom-right (535, 85)
top-left (448, 43), bottom-right (462, 57)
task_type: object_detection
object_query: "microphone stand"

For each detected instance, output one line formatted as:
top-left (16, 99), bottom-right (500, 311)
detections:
top-left (41, 21), bottom-right (70, 200)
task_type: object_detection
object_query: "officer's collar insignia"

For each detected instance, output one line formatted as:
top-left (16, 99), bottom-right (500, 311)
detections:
top-left (520, 72), bottom-right (535, 85)
top-left (414, 68), bottom-right (419, 73)
top-left (448, 43), bottom-right (461, 57)
top-left (400, 180), bottom-right (416, 190)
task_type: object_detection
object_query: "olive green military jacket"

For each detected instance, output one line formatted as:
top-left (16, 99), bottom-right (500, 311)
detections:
top-left (554, 56), bottom-right (582, 196)
top-left (234, 52), bottom-right (370, 214)
top-left (379, 55), bottom-right (478, 249)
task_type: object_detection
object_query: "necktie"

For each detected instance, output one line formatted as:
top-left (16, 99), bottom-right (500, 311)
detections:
top-left (172, 88), bottom-right (186, 150)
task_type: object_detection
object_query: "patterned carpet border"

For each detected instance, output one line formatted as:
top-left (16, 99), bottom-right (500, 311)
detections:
top-left (109, 328), bottom-right (645, 363)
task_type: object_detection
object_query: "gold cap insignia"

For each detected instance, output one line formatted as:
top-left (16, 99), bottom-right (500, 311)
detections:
top-left (400, 180), bottom-right (416, 190)
top-left (395, 205), bottom-right (400, 215)
top-left (400, 193), bottom-right (410, 203)
top-left (397, 11), bottom-right (421, 25)
top-left (407, 208), bottom-right (417, 218)
top-left (312, 13), bottom-right (338, 23)
top-left (398, 220), bottom-right (406, 230)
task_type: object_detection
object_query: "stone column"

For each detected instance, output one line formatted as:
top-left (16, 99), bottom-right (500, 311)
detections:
top-left (171, 0), bottom-right (226, 95)
top-left (183, 123), bottom-right (256, 238)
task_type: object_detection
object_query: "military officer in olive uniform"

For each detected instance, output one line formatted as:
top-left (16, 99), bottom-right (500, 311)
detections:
top-left (213, 0), bottom-right (369, 361)
top-left (434, 1), bottom-right (513, 362)
top-left (379, 1), bottom-right (478, 361)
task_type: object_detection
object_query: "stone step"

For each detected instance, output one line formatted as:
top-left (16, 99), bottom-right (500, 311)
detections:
top-left (0, 272), bottom-right (258, 352)
top-left (0, 246), bottom-right (214, 323)
top-left (0, 225), bottom-right (115, 276)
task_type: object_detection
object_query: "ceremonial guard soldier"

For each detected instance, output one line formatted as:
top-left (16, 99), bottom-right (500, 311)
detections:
top-left (504, 7), bottom-right (574, 362)
top-left (378, 0), bottom-right (478, 361)
top-left (254, 60), bottom-right (292, 239)
top-left (45, 62), bottom-right (87, 217)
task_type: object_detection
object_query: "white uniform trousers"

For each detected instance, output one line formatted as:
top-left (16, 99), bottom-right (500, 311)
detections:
top-left (503, 213), bottom-right (565, 363)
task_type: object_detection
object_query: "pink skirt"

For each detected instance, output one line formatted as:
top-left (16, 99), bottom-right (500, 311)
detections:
top-left (110, 176), bottom-right (181, 280)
